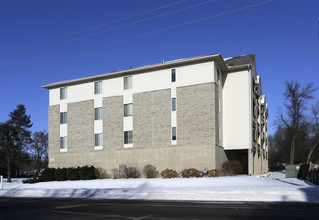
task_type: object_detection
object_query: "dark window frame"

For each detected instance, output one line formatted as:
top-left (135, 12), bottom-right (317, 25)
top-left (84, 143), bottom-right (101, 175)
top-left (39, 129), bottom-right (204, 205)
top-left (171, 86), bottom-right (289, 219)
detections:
top-left (124, 103), bottom-right (133, 117)
top-left (171, 69), bottom-right (176, 82)
top-left (94, 81), bottom-right (102, 94)
top-left (124, 130), bottom-right (133, 144)
top-left (172, 127), bottom-right (176, 141)
top-left (172, 98), bottom-right (176, 111)
top-left (95, 107), bottom-right (102, 120)
top-left (60, 112), bottom-right (67, 124)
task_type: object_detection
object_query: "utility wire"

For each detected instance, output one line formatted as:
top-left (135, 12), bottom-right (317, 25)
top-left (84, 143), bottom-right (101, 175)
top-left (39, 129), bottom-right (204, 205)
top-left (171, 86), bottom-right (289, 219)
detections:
top-left (0, 0), bottom-right (218, 61)
top-left (0, 0), bottom-right (274, 73)
top-left (0, 0), bottom-right (188, 56)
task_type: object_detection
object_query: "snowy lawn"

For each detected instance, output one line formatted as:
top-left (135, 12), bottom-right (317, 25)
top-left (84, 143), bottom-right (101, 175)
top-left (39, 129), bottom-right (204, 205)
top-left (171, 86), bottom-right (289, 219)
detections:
top-left (1, 171), bottom-right (319, 202)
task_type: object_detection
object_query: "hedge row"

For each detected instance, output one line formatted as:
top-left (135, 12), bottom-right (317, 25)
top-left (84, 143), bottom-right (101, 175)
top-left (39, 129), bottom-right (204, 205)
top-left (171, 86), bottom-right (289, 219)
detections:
top-left (23, 160), bottom-right (243, 183)
top-left (23, 165), bottom-right (96, 184)
top-left (160, 161), bottom-right (243, 178)
top-left (160, 168), bottom-right (228, 178)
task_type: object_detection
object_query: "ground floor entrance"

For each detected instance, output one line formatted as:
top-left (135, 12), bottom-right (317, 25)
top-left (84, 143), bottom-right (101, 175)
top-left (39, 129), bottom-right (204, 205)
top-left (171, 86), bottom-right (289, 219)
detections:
top-left (225, 149), bottom-right (249, 174)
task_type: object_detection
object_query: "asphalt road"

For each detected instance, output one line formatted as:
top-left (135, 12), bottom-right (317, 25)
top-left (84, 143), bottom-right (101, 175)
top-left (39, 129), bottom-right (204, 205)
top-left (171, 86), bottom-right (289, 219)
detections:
top-left (0, 197), bottom-right (319, 219)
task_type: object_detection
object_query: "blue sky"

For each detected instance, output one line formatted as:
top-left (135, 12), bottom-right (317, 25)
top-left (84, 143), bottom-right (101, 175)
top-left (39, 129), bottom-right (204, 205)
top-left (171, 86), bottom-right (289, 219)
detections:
top-left (1, 0), bottom-right (319, 135)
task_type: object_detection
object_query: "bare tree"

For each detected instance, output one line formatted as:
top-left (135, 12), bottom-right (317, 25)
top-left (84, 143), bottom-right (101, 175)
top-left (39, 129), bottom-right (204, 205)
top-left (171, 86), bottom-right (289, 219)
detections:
top-left (307, 101), bottom-right (319, 163)
top-left (30, 131), bottom-right (48, 176)
top-left (276, 81), bottom-right (316, 164)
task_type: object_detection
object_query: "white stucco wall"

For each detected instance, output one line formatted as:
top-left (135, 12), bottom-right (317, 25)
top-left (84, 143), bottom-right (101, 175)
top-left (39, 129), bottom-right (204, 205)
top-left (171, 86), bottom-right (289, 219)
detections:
top-left (222, 70), bottom-right (251, 150)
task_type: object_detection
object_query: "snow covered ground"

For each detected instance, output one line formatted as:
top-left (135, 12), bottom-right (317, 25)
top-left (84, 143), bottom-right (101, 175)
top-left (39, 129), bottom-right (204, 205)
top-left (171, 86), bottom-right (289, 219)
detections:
top-left (1, 171), bottom-right (319, 202)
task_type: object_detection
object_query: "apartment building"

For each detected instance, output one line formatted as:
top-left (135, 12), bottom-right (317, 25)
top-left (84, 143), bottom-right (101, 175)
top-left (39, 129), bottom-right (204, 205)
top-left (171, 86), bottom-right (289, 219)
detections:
top-left (42, 53), bottom-right (268, 175)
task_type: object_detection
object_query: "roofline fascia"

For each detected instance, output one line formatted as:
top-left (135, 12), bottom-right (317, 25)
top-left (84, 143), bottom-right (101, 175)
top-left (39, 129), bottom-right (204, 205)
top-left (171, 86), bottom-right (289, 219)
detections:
top-left (226, 64), bottom-right (251, 73)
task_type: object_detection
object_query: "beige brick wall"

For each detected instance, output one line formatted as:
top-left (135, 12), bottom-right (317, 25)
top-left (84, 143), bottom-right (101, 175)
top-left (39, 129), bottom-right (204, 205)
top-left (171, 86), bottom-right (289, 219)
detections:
top-left (177, 83), bottom-right (216, 147)
top-left (133, 89), bottom-right (171, 149)
top-left (103, 96), bottom-right (123, 149)
top-left (49, 83), bottom-right (223, 173)
top-left (48, 105), bottom-right (60, 160)
top-left (68, 100), bottom-right (94, 153)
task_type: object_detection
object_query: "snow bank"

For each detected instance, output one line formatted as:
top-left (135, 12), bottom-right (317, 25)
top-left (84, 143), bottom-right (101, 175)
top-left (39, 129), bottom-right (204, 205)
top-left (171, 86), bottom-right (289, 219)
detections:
top-left (1, 172), bottom-right (318, 202)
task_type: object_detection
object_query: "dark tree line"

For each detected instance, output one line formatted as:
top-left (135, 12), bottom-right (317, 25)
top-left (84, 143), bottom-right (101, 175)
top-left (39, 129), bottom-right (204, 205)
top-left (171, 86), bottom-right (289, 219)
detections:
top-left (0, 104), bottom-right (48, 182)
top-left (269, 81), bottom-right (319, 170)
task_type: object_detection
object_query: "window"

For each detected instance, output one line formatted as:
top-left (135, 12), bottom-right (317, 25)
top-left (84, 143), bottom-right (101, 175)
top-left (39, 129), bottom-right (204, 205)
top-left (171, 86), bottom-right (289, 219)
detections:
top-left (124, 76), bottom-right (132, 90)
top-left (60, 112), bottom-right (67, 124)
top-left (172, 98), bottom-right (176, 111)
top-left (124, 103), bottom-right (133, 117)
top-left (95, 133), bottom-right (103, 146)
top-left (124, 130), bottom-right (133, 144)
top-left (60, 137), bottom-right (67, 149)
top-left (172, 127), bottom-right (176, 141)
top-left (95, 107), bottom-right (102, 120)
top-left (94, 81), bottom-right (102, 94)
top-left (60, 87), bottom-right (67, 100)
top-left (171, 69), bottom-right (176, 82)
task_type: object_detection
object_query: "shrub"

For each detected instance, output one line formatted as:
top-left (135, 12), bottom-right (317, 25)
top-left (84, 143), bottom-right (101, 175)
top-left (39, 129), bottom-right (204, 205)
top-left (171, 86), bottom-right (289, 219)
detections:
top-left (54, 168), bottom-right (67, 181)
top-left (180, 168), bottom-right (202, 178)
top-left (222, 160), bottom-right (243, 175)
top-left (66, 167), bottom-right (80, 180)
top-left (78, 165), bottom-right (96, 180)
top-left (94, 167), bottom-right (110, 179)
top-left (40, 168), bottom-right (56, 181)
top-left (23, 177), bottom-right (41, 184)
top-left (143, 164), bottom-right (159, 178)
top-left (111, 168), bottom-right (119, 179)
top-left (124, 165), bottom-right (141, 178)
top-left (205, 169), bottom-right (226, 177)
top-left (160, 168), bottom-right (180, 178)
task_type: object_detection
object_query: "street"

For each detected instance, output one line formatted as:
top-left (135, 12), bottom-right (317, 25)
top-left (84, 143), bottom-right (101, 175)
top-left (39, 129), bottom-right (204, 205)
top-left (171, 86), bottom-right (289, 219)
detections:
top-left (0, 197), bottom-right (319, 219)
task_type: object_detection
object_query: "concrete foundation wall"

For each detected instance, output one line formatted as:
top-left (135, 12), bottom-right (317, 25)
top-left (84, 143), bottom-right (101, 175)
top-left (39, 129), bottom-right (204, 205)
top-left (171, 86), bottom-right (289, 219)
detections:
top-left (49, 144), bottom-right (216, 172)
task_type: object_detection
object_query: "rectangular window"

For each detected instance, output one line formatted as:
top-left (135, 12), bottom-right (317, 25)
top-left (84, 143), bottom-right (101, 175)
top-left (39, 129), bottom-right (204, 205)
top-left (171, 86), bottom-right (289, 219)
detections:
top-left (60, 87), bottom-right (67, 100)
top-left (94, 81), bottom-right (102, 94)
top-left (95, 107), bottom-right (102, 120)
top-left (172, 127), bottom-right (176, 141)
top-left (124, 76), bottom-right (132, 90)
top-left (171, 69), bottom-right (176, 82)
top-left (124, 103), bottom-right (133, 117)
top-left (60, 137), bottom-right (67, 149)
top-left (172, 98), bottom-right (176, 111)
top-left (124, 130), bottom-right (133, 144)
top-left (95, 133), bottom-right (103, 146)
top-left (60, 112), bottom-right (67, 124)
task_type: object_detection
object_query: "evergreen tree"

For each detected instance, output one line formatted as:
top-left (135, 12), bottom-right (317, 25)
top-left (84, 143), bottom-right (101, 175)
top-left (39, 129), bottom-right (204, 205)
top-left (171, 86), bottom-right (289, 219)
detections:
top-left (0, 105), bottom-right (32, 182)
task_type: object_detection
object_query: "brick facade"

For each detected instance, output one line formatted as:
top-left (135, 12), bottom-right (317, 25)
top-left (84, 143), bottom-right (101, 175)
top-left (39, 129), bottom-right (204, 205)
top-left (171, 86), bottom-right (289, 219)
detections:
top-left (68, 100), bottom-right (94, 153)
top-left (103, 96), bottom-right (123, 149)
